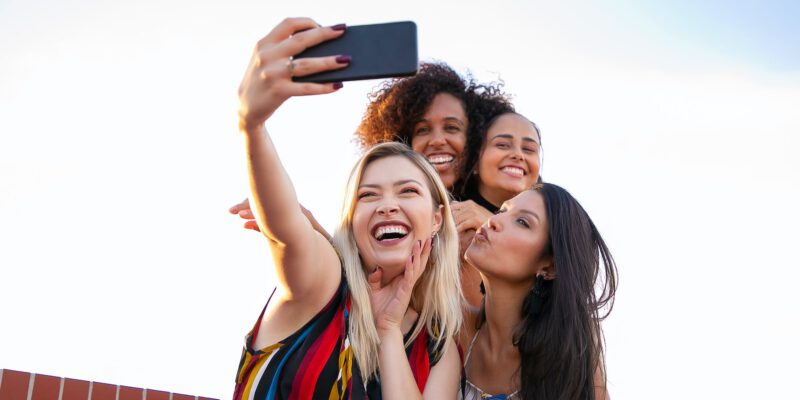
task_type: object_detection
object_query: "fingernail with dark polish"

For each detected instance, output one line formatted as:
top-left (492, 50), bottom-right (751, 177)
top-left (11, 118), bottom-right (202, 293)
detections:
top-left (336, 55), bottom-right (352, 64)
top-left (331, 23), bottom-right (347, 31)
top-left (333, 82), bottom-right (343, 90)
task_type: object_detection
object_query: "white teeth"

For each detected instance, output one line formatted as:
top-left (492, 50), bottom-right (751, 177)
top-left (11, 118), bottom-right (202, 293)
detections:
top-left (501, 166), bottom-right (525, 177)
top-left (374, 224), bottom-right (409, 239)
top-left (428, 154), bottom-right (454, 165)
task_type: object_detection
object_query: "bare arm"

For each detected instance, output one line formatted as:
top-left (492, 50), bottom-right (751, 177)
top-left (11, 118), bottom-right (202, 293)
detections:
top-left (237, 18), bottom-right (348, 306)
top-left (422, 340), bottom-right (461, 399)
top-left (377, 331), bottom-right (460, 400)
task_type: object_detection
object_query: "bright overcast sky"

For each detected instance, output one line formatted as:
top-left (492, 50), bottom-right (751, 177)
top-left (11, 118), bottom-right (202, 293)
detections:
top-left (1, 1), bottom-right (798, 399)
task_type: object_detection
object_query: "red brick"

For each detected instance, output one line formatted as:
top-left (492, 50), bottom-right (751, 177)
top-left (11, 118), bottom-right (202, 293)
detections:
top-left (90, 382), bottom-right (117, 400)
top-left (118, 385), bottom-right (141, 400)
top-left (0, 370), bottom-right (30, 400)
top-left (172, 394), bottom-right (195, 400)
top-left (62, 378), bottom-right (90, 400)
top-left (198, 397), bottom-right (218, 400)
top-left (31, 374), bottom-right (61, 400)
top-left (144, 389), bottom-right (170, 400)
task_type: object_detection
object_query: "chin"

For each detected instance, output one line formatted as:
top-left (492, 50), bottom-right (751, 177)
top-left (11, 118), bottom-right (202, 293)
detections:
top-left (463, 247), bottom-right (483, 269)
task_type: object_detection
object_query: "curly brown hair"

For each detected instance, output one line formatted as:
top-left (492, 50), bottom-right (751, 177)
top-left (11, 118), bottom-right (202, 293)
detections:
top-left (355, 61), bottom-right (514, 196)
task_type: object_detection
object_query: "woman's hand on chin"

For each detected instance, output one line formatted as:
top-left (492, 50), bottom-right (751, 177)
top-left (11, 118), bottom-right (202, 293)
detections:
top-left (367, 238), bottom-right (432, 335)
top-left (237, 17), bottom-right (349, 132)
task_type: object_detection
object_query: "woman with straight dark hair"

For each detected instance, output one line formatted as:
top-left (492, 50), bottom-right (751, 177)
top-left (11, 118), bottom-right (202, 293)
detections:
top-left (461, 183), bottom-right (617, 400)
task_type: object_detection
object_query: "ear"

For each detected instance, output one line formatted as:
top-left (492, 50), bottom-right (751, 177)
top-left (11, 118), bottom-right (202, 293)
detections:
top-left (432, 203), bottom-right (444, 235)
top-left (538, 255), bottom-right (556, 280)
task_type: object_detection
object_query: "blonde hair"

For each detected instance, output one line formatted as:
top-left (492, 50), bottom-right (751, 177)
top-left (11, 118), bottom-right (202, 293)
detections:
top-left (331, 142), bottom-right (464, 380)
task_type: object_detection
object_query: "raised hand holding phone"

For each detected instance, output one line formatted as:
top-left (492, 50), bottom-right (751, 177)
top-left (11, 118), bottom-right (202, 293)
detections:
top-left (292, 21), bottom-right (418, 83)
top-left (237, 18), bottom-right (349, 130)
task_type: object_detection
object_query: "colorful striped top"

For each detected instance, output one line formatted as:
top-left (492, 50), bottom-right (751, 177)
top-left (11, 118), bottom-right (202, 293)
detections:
top-left (233, 279), bottom-right (445, 400)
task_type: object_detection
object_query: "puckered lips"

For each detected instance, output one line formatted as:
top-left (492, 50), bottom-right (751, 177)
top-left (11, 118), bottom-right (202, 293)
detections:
top-left (498, 163), bottom-right (527, 179)
top-left (473, 225), bottom-right (490, 244)
top-left (371, 220), bottom-right (412, 246)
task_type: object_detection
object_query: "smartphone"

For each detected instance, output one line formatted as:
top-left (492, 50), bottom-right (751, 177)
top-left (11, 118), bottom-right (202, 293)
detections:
top-left (292, 21), bottom-right (418, 83)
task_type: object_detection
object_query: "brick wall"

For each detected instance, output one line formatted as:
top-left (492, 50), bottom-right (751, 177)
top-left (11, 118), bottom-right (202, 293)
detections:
top-left (0, 370), bottom-right (217, 400)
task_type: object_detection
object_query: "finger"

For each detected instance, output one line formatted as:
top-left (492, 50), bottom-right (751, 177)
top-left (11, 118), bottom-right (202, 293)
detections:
top-left (280, 24), bottom-right (346, 56)
top-left (452, 211), bottom-right (467, 226)
top-left (260, 17), bottom-right (321, 46)
top-left (237, 209), bottom-right (255, 220)
top-left (243, 220), bottom-right (261, 232)
top-left (229, 198), bottom-right (251, 214)
top-left (456, 219), bottom-right (475, 233)
top-left (418, 237), bottom-right (433, 278)
top-left (290, 81), bottom-right (344, 97)
top-left (291, 55), bottom-right (351, 78)
top-left (407, 240), bottom-right (423, 281)
top-left (367, 267), bottom-right (383, 289)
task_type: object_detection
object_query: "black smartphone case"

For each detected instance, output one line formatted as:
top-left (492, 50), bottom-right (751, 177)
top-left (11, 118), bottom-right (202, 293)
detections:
top-left (293, 21), bottom-right (418, 83)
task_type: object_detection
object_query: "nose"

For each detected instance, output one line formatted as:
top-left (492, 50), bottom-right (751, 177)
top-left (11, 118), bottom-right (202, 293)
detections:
top-left (429, 129), bottom-right (447, 147)
top-left (377, 202), bottom-right (399, 216)
top-left (487, 213), bottom-right (501, 232)
top-left (509, 145), bottom-right (525, 161)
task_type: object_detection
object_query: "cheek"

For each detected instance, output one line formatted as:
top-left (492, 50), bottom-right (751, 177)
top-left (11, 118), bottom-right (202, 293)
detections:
top-left (406, 201), bottom-right (436, 234)
top-left (478, 150), bottom-right (497, 176)
top-left (504, 237), bottom-right (541, 275)
top-left (450, 133), bottom-right (467, 155)
top-left (351, 206), bottom-right (371, 238)
top-left (410, 136), bottom-right (426, 153)
top-left (526, 158), bottom-right (541, 182)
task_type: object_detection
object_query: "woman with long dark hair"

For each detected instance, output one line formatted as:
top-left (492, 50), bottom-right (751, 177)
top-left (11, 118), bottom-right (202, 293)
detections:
top-left (461, 183), bottom-right (617, 399)
top-left (450, 111), bottom-right (543, 306)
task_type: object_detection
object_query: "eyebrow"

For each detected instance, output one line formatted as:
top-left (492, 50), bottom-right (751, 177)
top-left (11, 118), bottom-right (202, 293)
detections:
top-left (418, 116), bottom-right (465, 126)
top-left (358, 179), bottom-right (425, 189)
top-left (501, 203), bottom-right (541, 222)
top-left (490, 133), bottom-right (540, 144)
top-left (519, 209), bottom-right (541, 222)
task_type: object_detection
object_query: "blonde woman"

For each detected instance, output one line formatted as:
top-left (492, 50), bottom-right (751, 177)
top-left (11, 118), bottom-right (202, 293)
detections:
top-left (232, 18), bottom-right (463, 399)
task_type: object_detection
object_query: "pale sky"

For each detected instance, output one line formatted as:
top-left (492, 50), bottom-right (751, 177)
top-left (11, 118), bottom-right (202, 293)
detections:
top-left (1, 1), bottom-right (799, 399)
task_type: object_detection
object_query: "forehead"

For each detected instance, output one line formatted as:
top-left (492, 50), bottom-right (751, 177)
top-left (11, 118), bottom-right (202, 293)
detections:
top-left (361, 155), bottom-right (430, 186)
top-left (423, 92), bottom-right (466, 119)
top-left (488, 114), bottom-right (539, 141)
top-left (509, 190), bottom-right (547, 219)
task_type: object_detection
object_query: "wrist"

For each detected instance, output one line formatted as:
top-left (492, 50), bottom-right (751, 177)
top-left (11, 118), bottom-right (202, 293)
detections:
top-left (238, 114), bottom-right (265, 135)
top-left (377, 325), bottom-right (404, 341)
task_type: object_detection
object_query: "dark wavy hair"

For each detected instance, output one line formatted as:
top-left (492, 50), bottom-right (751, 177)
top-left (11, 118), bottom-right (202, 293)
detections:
top-left (479, 183), bottom-right (618, 400)
top-left (355, 61), bottom-right (514, 191)
top-left (457, 111), bottom-right (543, 199)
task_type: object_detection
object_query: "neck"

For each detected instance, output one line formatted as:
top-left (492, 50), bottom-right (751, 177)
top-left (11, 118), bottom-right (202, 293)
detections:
top-left (480, 277), bottom-right (531, 352)
top-left (477, 183), bottom-right (514, 210)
